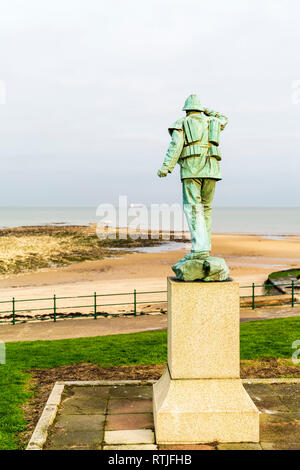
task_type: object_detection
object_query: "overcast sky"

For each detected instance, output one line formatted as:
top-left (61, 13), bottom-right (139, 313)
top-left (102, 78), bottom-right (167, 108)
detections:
top-left (0, 0), bottom-right (299, 207)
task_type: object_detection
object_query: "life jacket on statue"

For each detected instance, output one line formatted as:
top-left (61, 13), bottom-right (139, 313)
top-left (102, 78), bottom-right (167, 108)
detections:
top-left (169, 113), bottom-right (222, 161)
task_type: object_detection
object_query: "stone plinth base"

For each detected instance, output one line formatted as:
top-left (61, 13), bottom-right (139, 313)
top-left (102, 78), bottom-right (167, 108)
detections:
top-left (167, 279), bottom-right (240, 379)
top-left (153, 368), bottom-right (259, 444)
top-left (153, 278), bottom-right (259, 444)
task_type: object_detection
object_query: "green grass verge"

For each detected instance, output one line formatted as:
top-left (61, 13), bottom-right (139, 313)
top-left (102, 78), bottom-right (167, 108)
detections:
top-left (268, 268), bottom-right (300, 281)
top-left (1, 316), bottom-right (300, 449)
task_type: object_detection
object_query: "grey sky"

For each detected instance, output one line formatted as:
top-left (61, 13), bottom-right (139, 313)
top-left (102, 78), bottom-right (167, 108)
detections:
top-left (0, 0), bottom-right (299, 207)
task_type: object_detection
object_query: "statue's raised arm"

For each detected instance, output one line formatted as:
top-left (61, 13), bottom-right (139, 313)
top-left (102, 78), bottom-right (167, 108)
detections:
top-left (203, 107), bottom-right (228, 130)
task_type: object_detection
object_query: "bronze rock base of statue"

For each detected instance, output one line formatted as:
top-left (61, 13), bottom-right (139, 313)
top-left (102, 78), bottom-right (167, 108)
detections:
top-left (172, 254), bottom-right (229, 282)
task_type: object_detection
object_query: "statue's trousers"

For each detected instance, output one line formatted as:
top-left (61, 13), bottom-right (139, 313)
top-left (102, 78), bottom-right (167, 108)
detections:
top-left (182, 178), bottom-right (216, 253)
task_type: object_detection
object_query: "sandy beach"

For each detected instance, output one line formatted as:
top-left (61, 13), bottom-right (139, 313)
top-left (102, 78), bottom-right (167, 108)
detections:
top-left (0, 232), bottom-right (299, 320)
top-left (1, 233), bottom-right (300, 288)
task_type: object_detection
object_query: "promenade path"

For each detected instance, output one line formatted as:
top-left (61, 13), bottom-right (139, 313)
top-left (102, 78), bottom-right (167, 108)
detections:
top-left (1, 305), bottom-right (300, 343)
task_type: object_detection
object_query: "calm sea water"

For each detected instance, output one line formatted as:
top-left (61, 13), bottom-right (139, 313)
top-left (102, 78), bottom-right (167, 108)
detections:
top-left (0, 207), bottom-right (299, 235)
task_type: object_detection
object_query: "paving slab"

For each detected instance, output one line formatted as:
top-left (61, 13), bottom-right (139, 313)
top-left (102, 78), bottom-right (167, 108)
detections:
top-left (260, 421), bottom-right (300, 443)
top-left (260, 441), bottom-right (300, 450)
top-left (109, 385), bottom-right (153, 399)
top-left (54, 414), bottom-right (105, 431)
top-left (217, 443), bottom-right (262, 450)
top-left (159, 444), bottom-right (215, 450)
top-left (61, 446), bottom-right (95, 450)
top-left (45, 430), bottom-right (103, 450)
top-left (272, 383), bottom-right (300, 395)
top-left (278, 395), bottom-right (300, 412)
top-left (108, 398), bottom-right (153, 414)
top-left (59, 388), bottom-right (108, 415)
top-left (244, 383), bottom-right (281, 397)
top-left (251, 395), bottom-right (289, 412)
top-left (66, 386), bottom-right (111, 401)
top-left (106, 413), bottom-right (153, 430)
top-left (260, 411), bottom-right (300, 424)
top-left (104, 429), bottom-right (155, 445)
top-left (103, 445), bottom-right (158, 450)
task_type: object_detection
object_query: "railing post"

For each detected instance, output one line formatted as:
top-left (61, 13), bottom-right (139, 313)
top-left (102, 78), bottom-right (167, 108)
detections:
top-left (133, 289), bottom-right (137, 316)
top-left (292, 280), bottom-right (295, 307)
top-left (53, 294), bottom-right (56, 322)
top-left (252, 283), bottom-right (255, 310)
top-left (12, 297), bottom-right (15, 325)
top-left (94, 292), bottom-right (97, 319)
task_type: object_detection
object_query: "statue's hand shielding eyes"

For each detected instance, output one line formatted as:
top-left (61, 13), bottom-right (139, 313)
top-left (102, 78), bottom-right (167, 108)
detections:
top-left (157, 167), bottom-right (168, 178)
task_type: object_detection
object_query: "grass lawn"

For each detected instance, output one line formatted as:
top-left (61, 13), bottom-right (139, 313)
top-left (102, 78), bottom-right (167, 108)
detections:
top-left (1, 316), bottom-right (300, 449)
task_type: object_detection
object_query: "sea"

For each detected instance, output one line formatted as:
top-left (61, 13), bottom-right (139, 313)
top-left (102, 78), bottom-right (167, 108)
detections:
top-left (0, 206), bottom-right (299, 236)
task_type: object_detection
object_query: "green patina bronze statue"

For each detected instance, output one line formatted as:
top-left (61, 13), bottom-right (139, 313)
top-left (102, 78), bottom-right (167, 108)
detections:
top-left (158, 94), bottom-right (229, 281)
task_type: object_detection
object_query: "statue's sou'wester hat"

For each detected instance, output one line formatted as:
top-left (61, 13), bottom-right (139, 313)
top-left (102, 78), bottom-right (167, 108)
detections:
top-left (182, 94), bottom-right (204, 112)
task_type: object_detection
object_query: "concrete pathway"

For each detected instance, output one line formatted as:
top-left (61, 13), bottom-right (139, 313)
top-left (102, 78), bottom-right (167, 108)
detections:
top-left (0, 314), bottom-right (168, 343)
top-left (42, 382), bottom-right (300, 450)
top-left (1, 305), bottom-right (300, 343)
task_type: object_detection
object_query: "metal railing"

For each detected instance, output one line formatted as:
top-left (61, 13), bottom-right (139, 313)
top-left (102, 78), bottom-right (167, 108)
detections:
top-left (240, 281), bottom-right (300, 310)
top-left (0, 282), bottom-right (299, 325)
top-left (0, 290), bottom-right (167, 325)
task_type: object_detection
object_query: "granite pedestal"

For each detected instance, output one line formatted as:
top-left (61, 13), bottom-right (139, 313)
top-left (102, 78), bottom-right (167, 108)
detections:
top-left (153, 278), bottom-right (259, 444)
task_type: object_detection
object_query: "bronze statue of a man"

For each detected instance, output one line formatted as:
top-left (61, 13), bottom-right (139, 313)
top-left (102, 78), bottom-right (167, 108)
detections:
top-left (158, 94), bottom-right (229, 281)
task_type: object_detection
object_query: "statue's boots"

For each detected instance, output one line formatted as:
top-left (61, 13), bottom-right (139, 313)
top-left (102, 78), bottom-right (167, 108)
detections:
top-left (183, 251), bottom-right (210, 261)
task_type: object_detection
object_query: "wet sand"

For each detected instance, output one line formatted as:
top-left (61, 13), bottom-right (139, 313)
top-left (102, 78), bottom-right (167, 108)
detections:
top-left (1, 233), bottom-right (299, 287)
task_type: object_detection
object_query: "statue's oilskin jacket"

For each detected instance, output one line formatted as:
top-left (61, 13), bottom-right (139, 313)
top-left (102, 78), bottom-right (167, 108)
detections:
top-left (161, 108), bottom-right (228, 180)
